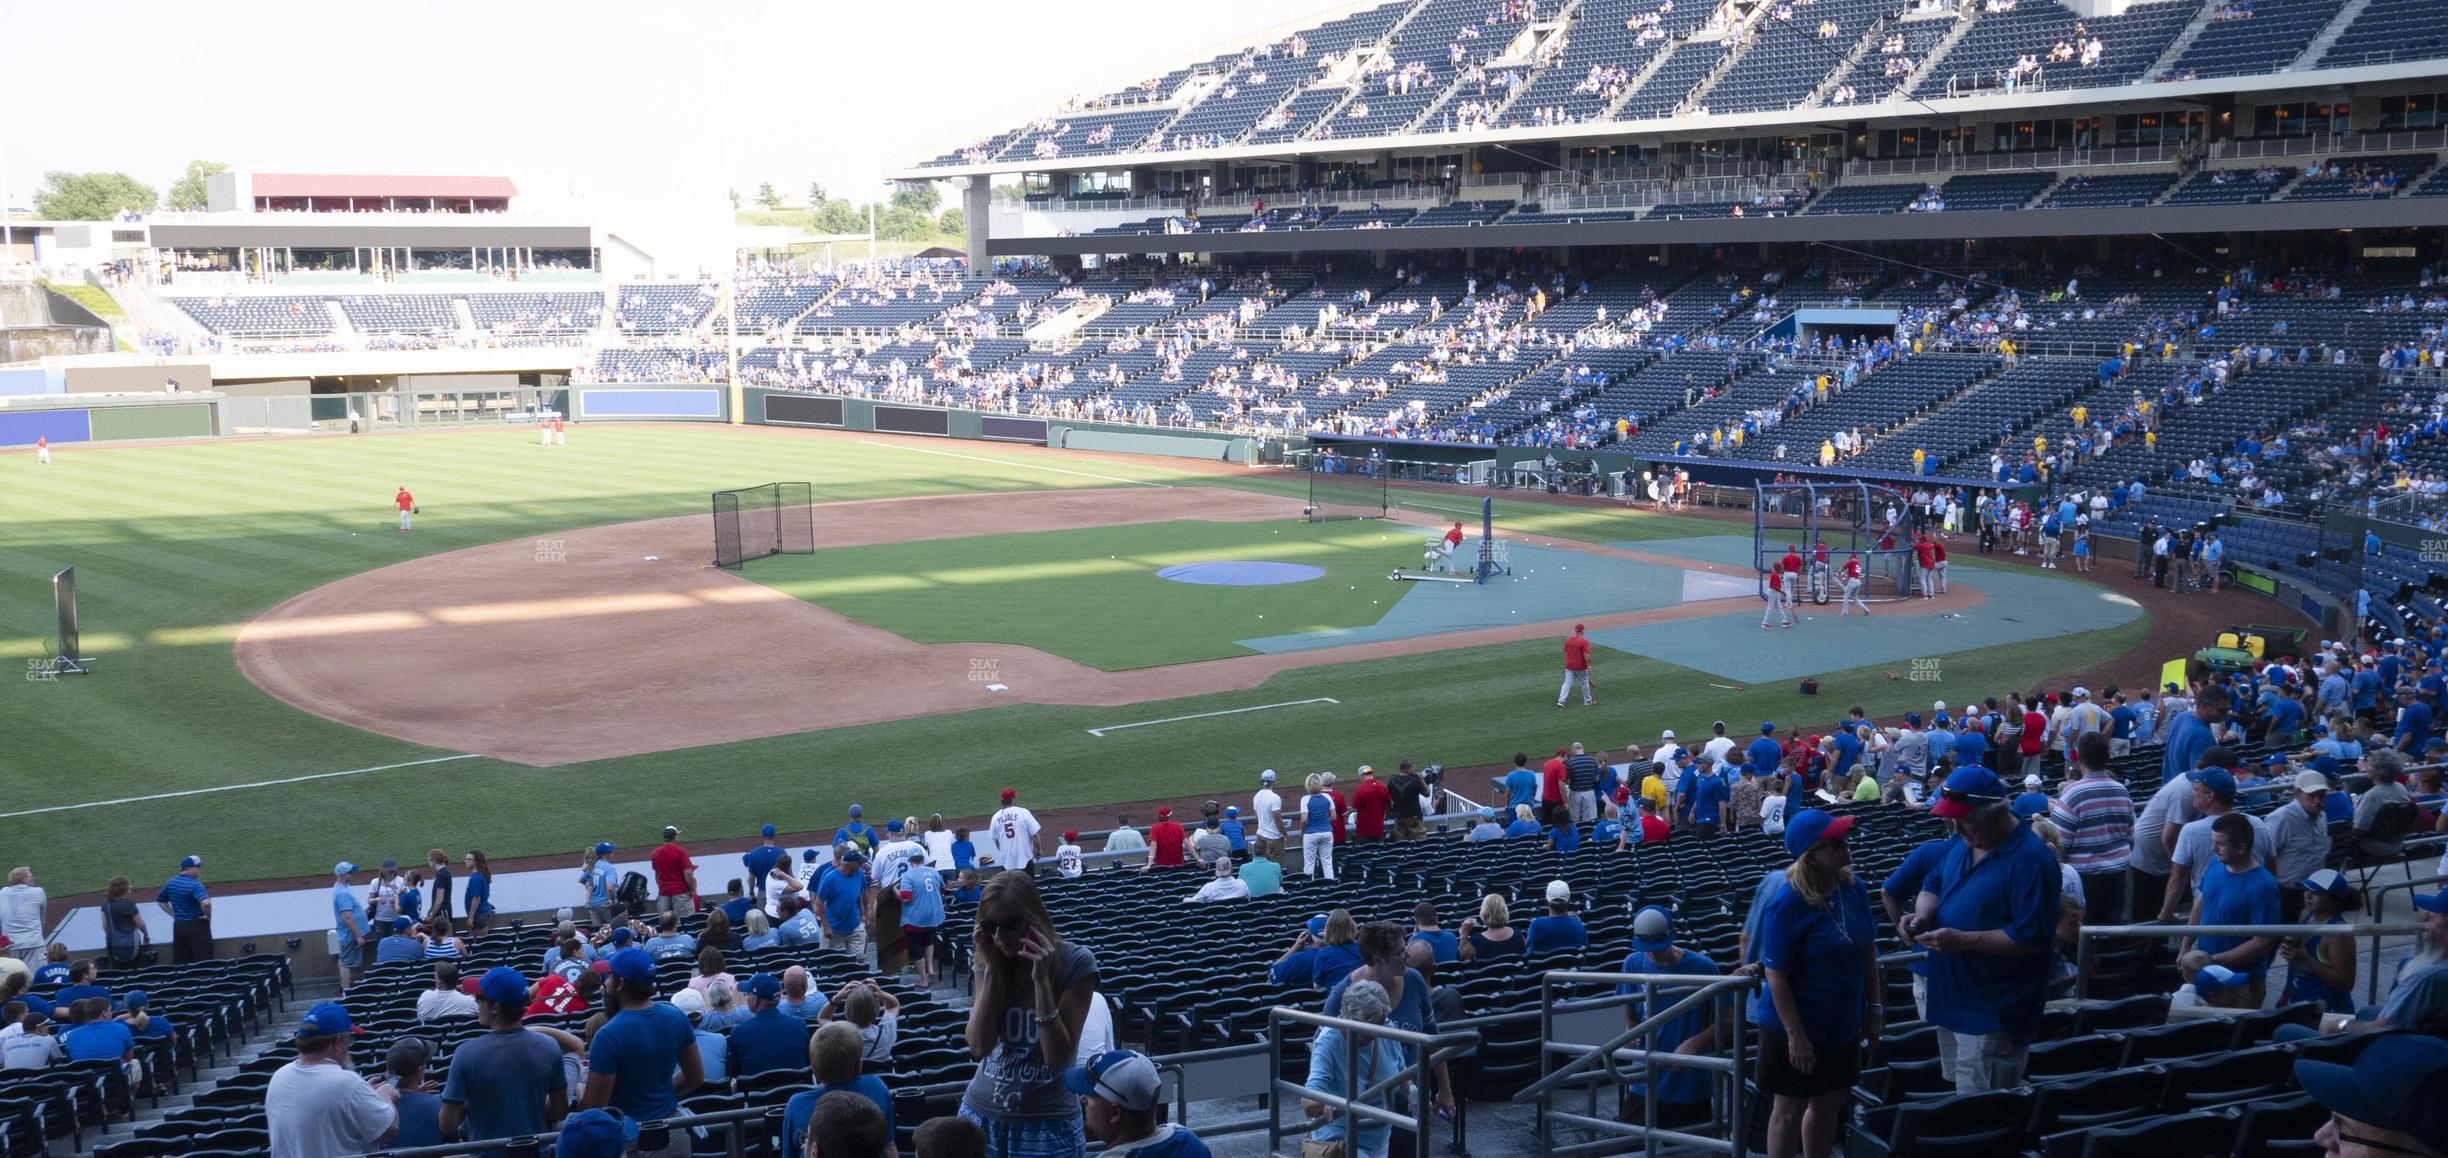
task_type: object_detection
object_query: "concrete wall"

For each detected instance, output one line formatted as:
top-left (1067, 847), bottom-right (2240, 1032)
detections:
top-left (63, 361), bottom-right (216, 394)
top-left (0, 326), bottom-right (110, 361)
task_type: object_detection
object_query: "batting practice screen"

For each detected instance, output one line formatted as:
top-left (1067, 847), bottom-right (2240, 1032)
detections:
top-left (711, 482), bottom-right (815, 570)
top-left (1304, 461), bottom-right (1389, 522)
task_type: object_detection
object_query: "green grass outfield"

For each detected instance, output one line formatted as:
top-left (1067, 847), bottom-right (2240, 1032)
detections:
top-left (0, 425), bottom-right (2146, 888)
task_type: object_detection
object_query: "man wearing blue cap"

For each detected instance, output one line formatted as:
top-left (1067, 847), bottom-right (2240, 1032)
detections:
top-left (267, 1003), bottom-right (397, 1158)
top-left (1614, 907), bottom-right (1723, 1129)
top-left (743, 825), bottom-right (786, 904)
top-left (835, 805), bottom-right (878, 858)
top-left (584, 842), bottom-right (618, 927)
top-left (155, 855), bottom-right (213, 964)
top-left (557, 1107), bottom-right (641, 1158)
top-left (727, 974), bottom-right (806, 1078)
top-left (817, 846), bottom-right (874, 964)
top-left (440, 967), bottom-right (567, 1145)
top-left (375, 916), bottom-right (424, 965)
top-left (331, 862), bottom-right (368, 995)
top-left (581, 947), bottom-right (703, 1151)
top-left (2296, 1033), bottom-right (2448, 1157)
top-left (1910, 766), bottom-right (2058, 1092)
top-left (1067, 1048), bottom-right (1212, 1157)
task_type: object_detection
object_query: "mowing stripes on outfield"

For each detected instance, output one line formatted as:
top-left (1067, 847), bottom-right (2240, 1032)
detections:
top-left (853, 440), bottom-right (1175, 488)
top-left (0, 754), bottom-right (483, 819)
top-left (1084, 697), bottom-right (1340, 737)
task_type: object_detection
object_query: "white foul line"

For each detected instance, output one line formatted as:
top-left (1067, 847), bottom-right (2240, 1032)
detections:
top-left (854, 440), bottom-right (1174, 488)
top-left (0, 754), bottom-right (484, 820)
top-left (1087, 697), bottom-right (1340, 737)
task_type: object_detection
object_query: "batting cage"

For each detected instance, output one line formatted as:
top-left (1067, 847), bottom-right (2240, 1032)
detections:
top-left (712, 482), bottom-right (815, 570)
top-left (1302, 460), bottom-right (1389, 522)
top-left (1751, 481), bottom-right (1921, 603)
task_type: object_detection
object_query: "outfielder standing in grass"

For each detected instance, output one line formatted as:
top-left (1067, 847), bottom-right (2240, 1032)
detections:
top-left (395, 485), bottom-right (417, 533)
top-left (1559, 624), bottom-right (1595, 707)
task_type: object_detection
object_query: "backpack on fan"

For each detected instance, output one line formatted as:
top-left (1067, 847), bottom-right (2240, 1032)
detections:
top-left (615, 871), bottom-right (650, 917)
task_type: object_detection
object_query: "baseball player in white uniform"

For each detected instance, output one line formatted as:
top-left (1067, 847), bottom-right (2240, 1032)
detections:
top-left (987, 787), bottom-right (1041, 875)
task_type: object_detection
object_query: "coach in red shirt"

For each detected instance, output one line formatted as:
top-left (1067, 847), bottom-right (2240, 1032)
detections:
top-left (651, 826), bottom-right (698, 918)
top-left (1351, 766), bottom-right (1391, 840)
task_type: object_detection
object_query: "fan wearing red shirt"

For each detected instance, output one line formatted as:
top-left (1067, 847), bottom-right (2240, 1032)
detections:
top-left (1146, 807), bottom-right (1187, 867)
top-left (1539, 746), bottom-right (1569, 825)
top-left (650, 826), bottom-right (698, 917)
top-left (1559, 623), bottom-right (1594, 707)
top-left (1325, 776), bottom-right (1350, 844)
top-left (1352, 766), bottom-right (1391, 840)
top-left (2018, 702), bottom-right (2050, 778)
top-left (1637, 799), bottom-right (1672, 843)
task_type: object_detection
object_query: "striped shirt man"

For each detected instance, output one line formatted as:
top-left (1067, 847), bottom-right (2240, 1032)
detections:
top-left (156, 873), bottom-right (209, 921)
top-left (2050, 769), bottom-right (2136, 874)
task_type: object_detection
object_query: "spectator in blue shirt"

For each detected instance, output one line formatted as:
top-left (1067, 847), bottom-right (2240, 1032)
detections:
top-left (375, 917), bottom-right (425, 965)
top-left (1615, 907), bottom-right (1723, 1128)
top-left (1502, 754), bottom-right (1538, 812)
top-left (1879, 827), bottom-right (1959, 1017)
top-left (581, 949), bottom-right (703, 1122)
top-left (331, 862), bottom-right (367, 995)
top-left (1504, 804), bottom-right (1543, 841)
top-left (1756, 810), bottom-right (1879, 1158)
top-left (668, 988), bottom-right (730, 1084)
top-left (727, 974), bottom-right (810, 1079)
top-left (155, 856), bottom-right (214, 965)
top-left (1066, 1047), bottom-right (1213, 1158)
top-left (581, 844), bottom-right (617, 927)
top-left (1408, 902), bottom-right (1460, 965)
top-left (1524, 881), bottom-right (1589, 956)
top-left (2161, 685), bottom-right (2227, 784)
top-left (384, 1037), bottom-right (447, 1149)
top-left (2397, 685), bottom-right (2436, 754)
top-left (2191, 813), bottom-right (2282, 999)
top-left (1913, 767), bottom-right (2060, 1093)
top-left (1747, 723), bottom-right (1784, 776)
top-left (1548, 817), bottom-right (1581, 854)
top-left (1692, 765), bottom-right (1731, 837)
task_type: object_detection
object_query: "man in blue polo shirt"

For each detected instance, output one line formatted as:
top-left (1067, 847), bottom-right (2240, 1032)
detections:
top-left (1615, 907), bottom-right (1723, 1129)
top-left (1910, 767), bottom-right (2058, 1093)
top-left (1746, 723), bottom-right (1783, 778)
top-left (581, 948), bottom-right (702, 1139)
top-left (741, 825), bottom-right (785, 904)
top-left (155, 856), bottom-right (213, 964)
top-left (726, 974), bottom-right (808, 1079)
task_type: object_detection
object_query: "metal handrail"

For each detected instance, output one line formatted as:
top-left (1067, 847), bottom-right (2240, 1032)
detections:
top-left (1266, 1007), bottom-right (1480, 1158)
top-left (1523, 970), bottom-right (1759, 1156)
top-left (2074, 920), bottom-right (2429, 1004)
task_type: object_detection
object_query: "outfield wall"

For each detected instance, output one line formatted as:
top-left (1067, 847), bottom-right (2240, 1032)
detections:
top-left (739, 386), bottom-right (1262, 463)
top-left (0, 394), bottom-right (217, 446)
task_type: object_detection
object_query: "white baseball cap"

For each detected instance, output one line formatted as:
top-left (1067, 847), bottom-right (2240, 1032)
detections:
top-left (1660, 729), bottom-right (1676, 739)
top-left (1545, 880), bottom-right (1572, 904)
top-left (1260, 769), bottom-right (1276, 783)
top-left (2071, 687), bottom-right (2091, 699)
top-left (2023, 773), bottom-right (2044, 788)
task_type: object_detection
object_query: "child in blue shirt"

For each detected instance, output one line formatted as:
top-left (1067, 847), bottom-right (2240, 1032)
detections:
top-left (949, 829), bottom-right (977, 871)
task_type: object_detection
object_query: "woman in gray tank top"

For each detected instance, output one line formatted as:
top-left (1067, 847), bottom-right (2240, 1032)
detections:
top-left (961, 871), bottom-right (1100, 1158)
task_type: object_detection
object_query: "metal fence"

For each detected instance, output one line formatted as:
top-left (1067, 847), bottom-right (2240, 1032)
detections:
top-left (1520, 970), bottom-right (1761, 1157)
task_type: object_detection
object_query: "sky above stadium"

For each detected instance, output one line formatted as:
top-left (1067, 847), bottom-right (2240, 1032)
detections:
top-left (2, 0), bottom-right (1336, 212)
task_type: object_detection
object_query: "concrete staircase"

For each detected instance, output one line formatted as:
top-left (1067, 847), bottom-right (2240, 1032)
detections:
top-left (1807, 14), bottom-right (1895, 107)
top-left (80, 976), bottom-right (336, 1155)
top-left (2298, 0), bottom-right (2376, 68)
top-left (2143, 0), bottom-right (2223, 82)
top-left (1896, 10), bottom-right (1977, 98)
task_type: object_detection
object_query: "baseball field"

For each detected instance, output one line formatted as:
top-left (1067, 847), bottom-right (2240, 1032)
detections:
top-left (2, 423), bottom-right (2149, 889)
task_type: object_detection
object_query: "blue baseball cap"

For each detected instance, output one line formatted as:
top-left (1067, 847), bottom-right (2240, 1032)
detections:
top-left (122, 990), bottom-right (148, 1010)
top-left (1066, 1049), bottom-right (1162, 1112)
top-left (1630, 906), bottom-right (1675, 953)
top-left (2193, 964), bottom-right (2254, 993)
top-left (608, 927), bottom-right (634, 946)
top-left (1226, 805), bottom-right (1240, 817)
top-left (557, 1108), bottom-right (642, 1158)
top-left (2011, 792), bottom-right (2050, 820)
top-left (1479, 806), bottom-right (1497, 819)
top-left (2191, 767), bottom-right (2238, 801)
top-left (1783, 809), bottom-right (1856, 858)
top-left (2415, 891), bottom-right (2448, 916)
top-left (295, 1002), bottom-right (360, 1039)
top-left (738, 973), bottom-right (782, 1001)
top-left (178, 855), bottom-right (202, 870)
top-left (802, 848), bottom-right (823, 862)
top-left (391, 916), bottom-right (412, 932)
top-left (2295, 1034), bottom-right (2448, 1152)
top-left (1306, 914), bottom-right (1329, 937)
top-left (886, 819), bottom-right (905, 833)
top-left (761, 824), bottom-right (776, 838)
top-left (1906, 711), bottom-right (1922, 727)
top-left (478, 966), bottom-right (530, 1007)
top-left (1929, 767), bottom-right (2007, 819)
top-left (594, 842), bottom-right (614, 856)
top-left (1760, 721), bottom-right (1776, 734)
top-left (848, 804), bottom-right (864, 818)
top-left (605, 947), bottom-right (656, 987)
top-left (333, 861), bottom-right (357, 876)
top-left (2301, 869), bottom-right (2353, 898)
